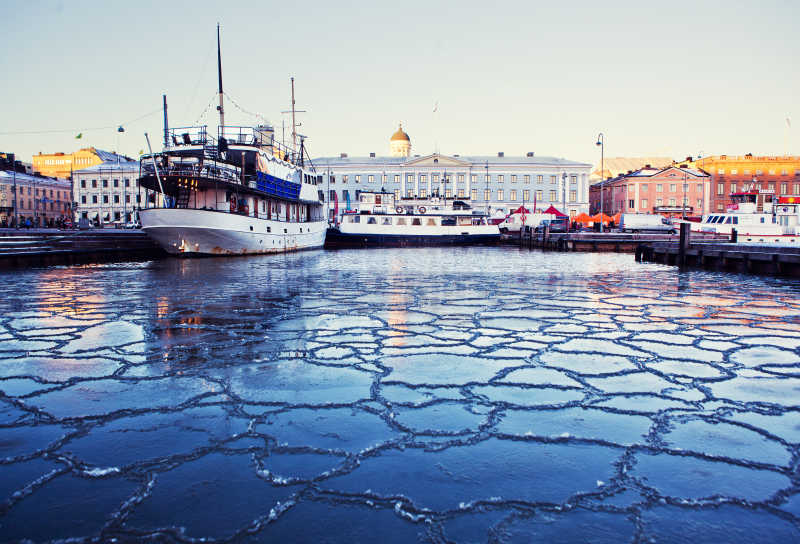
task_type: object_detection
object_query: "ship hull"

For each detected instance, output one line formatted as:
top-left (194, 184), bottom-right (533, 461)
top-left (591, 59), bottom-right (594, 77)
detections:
top-left (141, 208), bottom-right (326, 256)
top-left (325, 227), bottom-right (500, 248)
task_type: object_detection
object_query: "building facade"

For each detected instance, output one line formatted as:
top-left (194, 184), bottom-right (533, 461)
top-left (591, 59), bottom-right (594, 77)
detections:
top-left (0, 169), bottom-right (73, 227)
top-left (72, 159), bottom-right (141, 225)
top-left (678, 155), bottom-right (800, 212)
top-left (32, 147), bottom-right (126, 179)
top-left (589, 166), bottom-right (710, 218)
top-left (314, 127), bottom-right (592, 219)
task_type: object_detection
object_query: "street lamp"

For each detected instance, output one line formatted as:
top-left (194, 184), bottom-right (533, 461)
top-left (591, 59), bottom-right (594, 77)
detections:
top-left (562, 171), bottom-right (567, 218)
top-left (596, 133), bottom-right (604, 232)
top-left (682, 169), bottom-right (688, 220)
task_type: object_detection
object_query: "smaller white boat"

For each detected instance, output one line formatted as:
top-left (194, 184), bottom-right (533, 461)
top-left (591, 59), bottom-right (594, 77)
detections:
top-left (325, 191), bottom-right (500, 247)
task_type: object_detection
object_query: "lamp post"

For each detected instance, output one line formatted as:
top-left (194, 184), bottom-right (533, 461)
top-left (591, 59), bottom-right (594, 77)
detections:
top-left (682, 169), bottom-right (688, 220)
top-left (562, 171), bottom-right (567, 218)
top-left (10, 153), bottom-right (17, 228)
top-left (485, 160), bottom-right (489, 216)
top-left (595, 133), bottom-right (604, 232)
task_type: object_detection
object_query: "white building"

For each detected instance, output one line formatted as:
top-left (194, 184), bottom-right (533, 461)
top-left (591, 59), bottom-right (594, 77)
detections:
top-left (72, 156), bottom-right (140, 225)
top-left (314, 126), bottom-right (592, 220)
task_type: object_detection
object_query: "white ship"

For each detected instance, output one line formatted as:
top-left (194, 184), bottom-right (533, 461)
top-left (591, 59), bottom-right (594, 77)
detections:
top-left (696, 185), bottom-right (800, 241)
top-left (325, 191), bottom-right (500, 247)
top-left (138, 27), bottom-right (326, 256)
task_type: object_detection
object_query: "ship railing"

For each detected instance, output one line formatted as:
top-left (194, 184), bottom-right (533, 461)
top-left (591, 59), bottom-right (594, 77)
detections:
top-left (140, 155), bottom-right (242, 185)
top-left (217, 125), bottom-right (307, 169)
top-left (138, 198), bottom-right (320, 223)
top-left (165, 126), bottom-right (212, 148)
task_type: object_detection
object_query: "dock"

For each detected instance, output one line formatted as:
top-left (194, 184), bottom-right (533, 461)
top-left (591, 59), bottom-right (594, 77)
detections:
top-left (0, 229), bottom-right (165, 268)
top-left (508, 229), bottom-right (727, 253)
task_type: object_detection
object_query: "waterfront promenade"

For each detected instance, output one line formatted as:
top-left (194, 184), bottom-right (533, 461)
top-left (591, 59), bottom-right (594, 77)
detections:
top-left (0, 247), bottom-right (799, 542)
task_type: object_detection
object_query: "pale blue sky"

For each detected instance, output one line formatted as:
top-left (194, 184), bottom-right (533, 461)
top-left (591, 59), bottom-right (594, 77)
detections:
top-left (1, 0), bottom-right (797, 166)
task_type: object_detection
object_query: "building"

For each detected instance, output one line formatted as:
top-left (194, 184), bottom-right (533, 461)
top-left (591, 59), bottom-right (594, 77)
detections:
top-left (32, 147), bottom-right (125, 179)
top-left (0, 168), bottom-right (73, 227)
top-left (589, 165), bottom-right (710, 218)
top-left (590, 157), bottom-right (673, 181)
top-left (314, 126), bottom-right (592, 219)
top-left (678, 155), bottom-right (800, 212)
top-left (72, 158), bottom-right (140, 225)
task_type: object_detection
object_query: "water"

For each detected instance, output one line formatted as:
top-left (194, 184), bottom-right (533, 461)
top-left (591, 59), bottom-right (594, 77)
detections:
top-left (0, 247), bottom-right (799, 542)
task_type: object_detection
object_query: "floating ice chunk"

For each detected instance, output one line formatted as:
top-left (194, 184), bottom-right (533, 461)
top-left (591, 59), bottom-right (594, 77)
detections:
top-left (84, 467), bottom-right (121, 477)
top-left (596, 480), bottom-right (604, 487)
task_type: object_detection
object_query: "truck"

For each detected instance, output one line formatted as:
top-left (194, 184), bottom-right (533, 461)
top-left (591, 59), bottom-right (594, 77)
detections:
top-left (619, 214), bottom-right (676, 234)
top-left (498, 212), bottom-right (554, 234)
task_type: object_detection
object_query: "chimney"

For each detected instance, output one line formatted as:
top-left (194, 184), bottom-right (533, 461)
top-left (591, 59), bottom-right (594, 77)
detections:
top-left (497, 152), bottom-right (504, 157)
top-left (645, 164), bottom-right (651, 169)
top-left (526, 152), bottom-right (534, 157)
top-left (340, 153), bottom-right (348, 158)
top-left (369, 152), bottom-right (375, 158)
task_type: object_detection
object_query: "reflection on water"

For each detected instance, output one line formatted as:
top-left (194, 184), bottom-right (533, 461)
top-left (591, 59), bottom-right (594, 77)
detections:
top-left (1, 247), bottom-right (800, 542)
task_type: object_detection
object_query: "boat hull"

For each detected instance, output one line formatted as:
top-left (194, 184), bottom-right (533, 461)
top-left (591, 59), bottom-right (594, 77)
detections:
top-left (140, 208), bottom-right (326, 256)
top-left (325, 227), bottom-right (500, 248)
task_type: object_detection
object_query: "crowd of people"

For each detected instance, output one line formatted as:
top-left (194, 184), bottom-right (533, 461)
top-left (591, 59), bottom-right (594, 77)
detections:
top-left (0, 216), bottom-right (73, 229)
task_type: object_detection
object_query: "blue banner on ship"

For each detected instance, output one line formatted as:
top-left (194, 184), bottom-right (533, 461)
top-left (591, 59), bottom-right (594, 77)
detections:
top-left (256, 171), bottom-right (301, 200)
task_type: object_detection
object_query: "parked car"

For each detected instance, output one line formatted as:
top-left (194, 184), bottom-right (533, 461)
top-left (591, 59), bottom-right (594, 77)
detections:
top-left (124, 221), bottom-right (141, 229)
top-left (619, 213), bottom-right (676, 234)
top-left (534, 218), bottom-right (568, 233)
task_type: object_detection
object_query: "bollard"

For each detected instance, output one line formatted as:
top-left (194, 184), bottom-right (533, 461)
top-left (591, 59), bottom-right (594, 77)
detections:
top-left (679, 222), bottom-right (690, 268)
top-left (730, 228), bottom-right (737, 243)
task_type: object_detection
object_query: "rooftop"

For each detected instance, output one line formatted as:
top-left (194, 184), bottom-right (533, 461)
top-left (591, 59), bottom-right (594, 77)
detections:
top-left (312, 153), bottom-right (591, 168)
top-left (0, 170), bottom-right (71, 185)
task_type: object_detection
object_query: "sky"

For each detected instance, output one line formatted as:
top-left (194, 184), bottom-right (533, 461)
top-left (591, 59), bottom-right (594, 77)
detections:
top-left (1, 0), bottom-right (798, 166)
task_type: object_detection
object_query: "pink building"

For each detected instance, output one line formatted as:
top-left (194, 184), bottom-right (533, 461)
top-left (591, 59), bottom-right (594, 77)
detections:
top-left (590, 166), bottom-right (710, 218)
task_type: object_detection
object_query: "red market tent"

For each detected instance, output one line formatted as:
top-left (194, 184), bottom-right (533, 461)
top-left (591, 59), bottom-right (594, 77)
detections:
top-left (511, 206), bottom-right (532, 215)
top-left (542, 205), bottom-right (567, 217)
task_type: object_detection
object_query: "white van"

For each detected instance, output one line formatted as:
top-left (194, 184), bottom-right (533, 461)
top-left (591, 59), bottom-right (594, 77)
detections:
top-left (498, 212), bottom-right (554, 233)
top-left (619, 214), bottom-right (676, 234)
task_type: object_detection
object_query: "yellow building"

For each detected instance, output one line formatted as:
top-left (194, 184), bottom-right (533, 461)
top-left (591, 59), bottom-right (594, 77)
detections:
top-left (32, 147), bottom-right (122, 179)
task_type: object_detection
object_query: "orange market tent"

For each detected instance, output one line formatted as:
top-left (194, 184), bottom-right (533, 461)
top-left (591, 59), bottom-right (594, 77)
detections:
top-left (574, 212), bottom-right (593, 224)
top-left (590, 212), bottom-right (613, 224)
top-left (611, 212), bottom-right (621, 224)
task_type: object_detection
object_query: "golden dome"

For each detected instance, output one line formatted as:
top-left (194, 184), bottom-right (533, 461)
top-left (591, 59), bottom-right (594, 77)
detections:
top-left (390, 123), bottom-right (410, 142)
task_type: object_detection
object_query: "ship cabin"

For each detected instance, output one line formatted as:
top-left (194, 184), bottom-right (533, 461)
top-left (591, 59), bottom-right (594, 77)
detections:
top-left (138, 125), bottom-right (325, 224)
top-left (343, 191), bottom-right (489, 227)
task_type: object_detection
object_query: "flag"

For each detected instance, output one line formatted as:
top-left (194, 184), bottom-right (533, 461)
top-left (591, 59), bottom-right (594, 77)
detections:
top-left (788, 118), bottom-right (792, 128)
top-left (138, 149), bottom-right (144, 156)
top-left (75, 133), bottom-right (82, 139)
top-left (433, 101), bottom-right (438, 113)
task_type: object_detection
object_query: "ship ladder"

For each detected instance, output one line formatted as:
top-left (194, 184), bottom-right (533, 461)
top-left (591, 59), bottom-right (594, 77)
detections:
top-left (175, 186), bottom-right (192, 209)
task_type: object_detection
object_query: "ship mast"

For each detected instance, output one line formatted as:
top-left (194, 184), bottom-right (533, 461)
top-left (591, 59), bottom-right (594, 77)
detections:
top-left (291, 77), bottom-right (296, 154)
top-left (216, 24), bottom-right (224, 130)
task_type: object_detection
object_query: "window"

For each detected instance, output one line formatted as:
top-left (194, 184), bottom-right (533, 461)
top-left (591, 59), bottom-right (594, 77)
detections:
top-left (497, 189), bottom-right (504, 200)
top-left (406, 174), bottom-right (413, 183)
top-left (537, 175), bottom-right (543, 183)
top-left (511, 175), bottom-right (517, 183)
top-left (81, 195), bottom-right (87, 204)
top-left (717, 183), bottom-right (724, 195)
top-left (717, 169), bottom-right (725, 175)
top-left (329, 175), bottom-right (335, 184)
top-left (731, 169), bottom-right (738, 175)
top-left (656, 184), bottom-right (662, 192)
top-left (445, 189), bottom-right (452, 198)
top-left (641, 199), bottom-right (648, 208)
top-left (769, 170), bottom-right (775, 175)
top-left (485, 175), bottom-right (490, 181)
top-left (113, 195), bottom-right (119, 204)
top-left (458, 189), bottom-right (465, 198)
top-left (458, 174), bottom-right (465, 182)
top-left (629, 199), bottom-right (635, 208)
top-left (471, 188), bottom-right (477, 200)
top-left (570, 175), bottom-right (577, 184)
top-left (550, 175), bottom-right (556, 184)
top-left (420, 188), bottom-right (427, 198)
top-left (697, 183), bottom-right (703, 191)
top-left (756, 169), bottom-right (763, 175)
top-left (124, 178), bottom-right (130, 187)
top-left (640, 184), bottom-right (648, 192)
top-left (484, 189), bottom-right (491, 200)
top-left (794, 184), bottom-right (800, 195)
top-left (343, 175), bottom-right (349, 182)
top-left (744, 169), bottom-right (751, 175)
top-left (125, 195), bottom-right (130, 203)
top-left (570, 191), bottom-right (577, 202)
top-left (523, 190), bottom-right (530, 201)
top-left (113, 179), bottom-right (119, 188)
top-left (102, 179), bottom-right (108, 188)
top-left (92, 179), bottom-right (97, 188)
top-left (368, 175), bottom-right (374, 183)
top-left (549, 190), bottom-right (557, 201)
top-left (730, 183), bottom-right (736, 192)
top-left (354, 175), bottom-right (360, 183)
top-left (432, 174), bottom-right (439, 182)
top-left (393, 174), bottom-right (399, 183)
top-left (510, 190), bottom-right (517, 200)
top-left (406, 188), bottom-right (414, 197)
top-left (768, 182), bottom-right (775, 190)
top-left (81, 180), bottom-right (86, 188)
top-left (103, 195), bottom-right (109, 204)
top-left (394, 189), bottom-right (400, 199)
top-left (656, 198), bottom-right (663, 206)
top-left (536, 190), bottom-right (543, 201)
top-left (92, 195), bottom-right (98, 204)
top-left (628, 185), bottom-right (634, 194)
top-left (782, 169), bottom-right (788, 176)
top-left (669, 198), bottom-right (676, 206)
top-left (524, 175), bottom-right (530, 183)
top-left (470, 174), bottom-right (477, 183)
top-left (669, 184), bottom-right (676, 192)
top-left (498, 175), bottom-right (504, 183)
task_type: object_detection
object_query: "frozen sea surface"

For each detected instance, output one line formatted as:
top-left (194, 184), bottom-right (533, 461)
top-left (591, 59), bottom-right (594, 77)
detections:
top-left (0, 247), bottom-right (799, 542)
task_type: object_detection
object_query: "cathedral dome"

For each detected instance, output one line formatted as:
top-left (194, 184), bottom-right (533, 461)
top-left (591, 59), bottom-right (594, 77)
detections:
top-left (390, 124), bottom-right (410, 142)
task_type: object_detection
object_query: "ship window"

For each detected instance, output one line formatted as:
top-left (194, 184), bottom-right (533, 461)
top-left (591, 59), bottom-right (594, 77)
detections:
top-left (724, 217), bottom-right (733, 224)
top-left (396, 218), bottom-right (407, 225)
top-left (760, 217), bottom-right (765, 223)
top-left (267, 227), bottom-right (271, 233)
top-left (426, 218), bottom-right (436, 226)
top-left (367, 217), bottom-right (377, 224)
top-left (353, 216), bottom-right (360, 223)
top-left (412, 218), bottom-right (421, 225)
top-left (732, 217), bottom-right (738, 224)
top-left (382, 217), bottom-right (391, 225)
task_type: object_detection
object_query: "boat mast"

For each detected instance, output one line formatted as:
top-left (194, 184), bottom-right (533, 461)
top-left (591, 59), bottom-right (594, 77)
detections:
top-left (291, 77), bottom-right (297, 157)
top-left (216, 24), bottom-right (225, 130)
